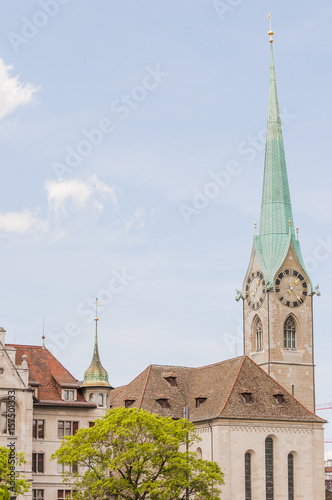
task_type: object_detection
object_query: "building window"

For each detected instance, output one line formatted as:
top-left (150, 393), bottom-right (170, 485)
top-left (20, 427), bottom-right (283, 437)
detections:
top-left (165, 376), bottom-right (177, 386)
top-left (98, 393), bottom-right (104, 407)
top-left (256, 317), bottom-right (263, 352)
top-left (242, 391), bottom-right (253, 404)
top-left (89, 421), bottom-right (95, 428)
top-left (156, 398), bottom-right (169, 409)
top-left (33, 489), bottom-right (44, 500)
top-left (89, 393), bottom-right (95, 402)
top-left (33, 420), bottom-right (45, 439)
top-left (245, 452), bottom-right (252, 500)
top-left (57, 490), bottom-right (72, 499)
top-left (265, 437), bottom-right (274, 500)
top-left (273, 393), bottom-right (285, 405)
top-left (0, 402), bottom-right (8, 434)
top-left (124, 399), bottom-right (135, 408)
top-left (58, 421), bottom-right (79, 439)
top-left (58, 462), bottom-right (78, 474)
top-left (284, 316), bottom-right (296, 350)
top-left (288, 454), bottom-right (294, 500)
top-left (32, 453), bottom-right (44, 473)
top-left (195, 397), bottom-right (207, 408)
top-left (62, 390), bottom-right (76, 401)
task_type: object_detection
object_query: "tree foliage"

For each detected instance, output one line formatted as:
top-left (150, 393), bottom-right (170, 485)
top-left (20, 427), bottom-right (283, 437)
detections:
top-left (0, 446), bottom-right (30, 500)
top-left (53, 407), bottom-right (224, 500)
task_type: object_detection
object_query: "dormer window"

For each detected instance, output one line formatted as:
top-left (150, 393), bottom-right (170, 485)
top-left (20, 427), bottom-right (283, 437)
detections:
top-left (124, 398), bottom-right (136, 408)
top-left (164, 373), bottom-right (177, 386)
top-left (62, 389), bottom-right (77, 401)
top-left (241, 391), bottom-right (253, 404)
top-left (274, 393), bottom-right (285, 405)
top-left (156, 397), bottom-right (169, 409)
top-left (195, 397), bottom-right (207, 408)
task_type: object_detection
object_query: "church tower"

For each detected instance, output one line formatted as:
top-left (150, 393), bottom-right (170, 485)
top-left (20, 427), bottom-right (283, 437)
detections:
top-left (241, 25), bottom-right (317, 413)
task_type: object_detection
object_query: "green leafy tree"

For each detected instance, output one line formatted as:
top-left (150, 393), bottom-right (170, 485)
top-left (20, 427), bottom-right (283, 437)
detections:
top-left (0, 446), bottom-right (31, 499)
top-left (53, 407), bottom-right (224, 500)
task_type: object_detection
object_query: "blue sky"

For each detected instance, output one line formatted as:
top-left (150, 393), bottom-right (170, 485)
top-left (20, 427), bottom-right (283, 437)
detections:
top-left (1, 1), bottom-right (332, 447)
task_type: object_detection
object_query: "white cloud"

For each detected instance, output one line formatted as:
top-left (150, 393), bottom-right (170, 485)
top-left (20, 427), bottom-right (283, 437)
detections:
top-left (45, 175), bottom-right (118, 217)
top-left (0, 209), bottom-right (47, 234)
top-left (0, 58), bottom-right (40, 120)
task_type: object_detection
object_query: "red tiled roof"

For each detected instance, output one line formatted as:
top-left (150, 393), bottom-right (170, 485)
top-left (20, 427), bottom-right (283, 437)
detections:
top-left (6, 344), bottom-right (93, 406)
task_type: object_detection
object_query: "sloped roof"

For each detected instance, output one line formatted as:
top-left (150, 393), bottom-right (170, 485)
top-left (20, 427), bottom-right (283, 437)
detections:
top-left (110, 356), bottom-right (324, 424)
top-left (7, 344), bottom-right (95, 407)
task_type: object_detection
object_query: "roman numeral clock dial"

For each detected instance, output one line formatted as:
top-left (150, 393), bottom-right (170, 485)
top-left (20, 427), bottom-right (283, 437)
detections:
top-left (274, 269), bottom-right (308, 307)
top-left (245, 271), bottom-right (266, 310)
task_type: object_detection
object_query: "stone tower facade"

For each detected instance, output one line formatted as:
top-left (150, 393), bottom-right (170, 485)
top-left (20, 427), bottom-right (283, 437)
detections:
top-left (242, 40), bottom-right (316, 413)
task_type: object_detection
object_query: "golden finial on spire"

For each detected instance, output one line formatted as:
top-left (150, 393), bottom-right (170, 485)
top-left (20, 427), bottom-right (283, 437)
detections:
top-left (42, 317), bottom-right (45, 349)
top-left (94, 298), bottom-right (101, 323)
top-left (254, 221), bottom-right (257, 235)
top-left (267, 13), bottom-right (274, 43)
top-left (289, 219), bottom-right (291, 227)
top-left (296, 227), bottom-right (299, 240)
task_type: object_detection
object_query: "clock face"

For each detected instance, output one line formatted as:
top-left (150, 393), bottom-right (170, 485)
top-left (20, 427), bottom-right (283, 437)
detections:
top-left (245, 271), bottom-right (266, 310)
top-left (274, 269), bottom-right (308, 308)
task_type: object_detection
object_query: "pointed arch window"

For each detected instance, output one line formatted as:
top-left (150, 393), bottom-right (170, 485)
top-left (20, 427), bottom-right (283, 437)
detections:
top-left (288, 453), bottom-right (294, 500)
top-left (284, 316), bottom-right (296, 351)
top-left (265, 437), bottom-right (274, 500)
top-left (245, 452), bottom-right (252, 500)
top-left (0, 402), bottom-right (8, 434)
top-left (255, 317), bottom-right (263, 352)
top-left (98, 394), bottom-right (104, 407)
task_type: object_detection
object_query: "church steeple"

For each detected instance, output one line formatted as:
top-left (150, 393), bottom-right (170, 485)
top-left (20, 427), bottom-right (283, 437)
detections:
top-left (82, 315), bottom-right (111, 388)
top-left (241, 19), bottom-right (316, 413)
top-left (253, 28), bottom-right (310, 288)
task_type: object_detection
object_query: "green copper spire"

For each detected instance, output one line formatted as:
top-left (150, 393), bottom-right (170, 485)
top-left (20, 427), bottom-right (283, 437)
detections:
top-left (259, 42), bottom-right (294, 238)
top-left (254, 32), bottom-right (310, 288)
top-left (82, 316), bottom-right (111, 387)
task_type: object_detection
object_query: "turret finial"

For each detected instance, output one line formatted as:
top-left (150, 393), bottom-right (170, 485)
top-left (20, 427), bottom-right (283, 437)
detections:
top-left (296, 227), bottom-right (299, 240)
top-left (42, 317), bottom-right (45, 349)
top-left (267, 13), bottom-right (274, 43)
top-left (254, 221), bottom-right (257, 235)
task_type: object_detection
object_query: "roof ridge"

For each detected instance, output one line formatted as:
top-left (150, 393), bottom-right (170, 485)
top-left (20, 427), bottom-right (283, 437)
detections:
top-left (109, 365), bottom-right (152, 403)
top-left (218, 356), bottom-right (246, 416)
top-left (139, 365), bottom-right (152, 409)
top-left (246, 356), bottom-right (326, 422)
top-left (196, 356), bottom-right (243, 371)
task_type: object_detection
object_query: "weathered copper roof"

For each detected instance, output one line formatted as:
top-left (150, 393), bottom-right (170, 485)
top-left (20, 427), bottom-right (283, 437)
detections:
top-left (81, 319), bottom-right (111, 388)
top-left (255, 42), bottom-right (310, 288)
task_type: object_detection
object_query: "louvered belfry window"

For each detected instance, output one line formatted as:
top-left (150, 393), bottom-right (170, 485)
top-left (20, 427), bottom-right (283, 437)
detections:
top-left (265, 437), bottom-right (274, 499)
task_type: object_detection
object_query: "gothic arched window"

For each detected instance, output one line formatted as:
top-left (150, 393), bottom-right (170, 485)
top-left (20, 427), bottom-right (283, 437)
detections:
top-left (284, 316), bottom-right (296, 350)
top-left (245, 452), bottom-right (252, 500)
top-left (265, 437), bottom-right (274, 500)
top-left (98, 393), bottom-right (104, 407)
top-left (288, 453), bottom-right (294, 500)
top-left (255, 317), bottom-right (263, 352)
